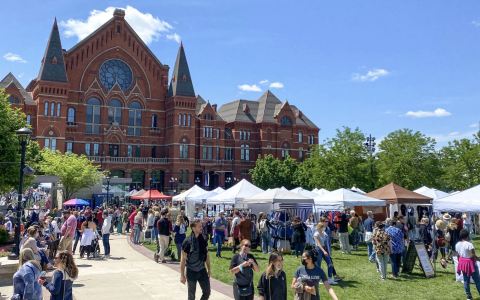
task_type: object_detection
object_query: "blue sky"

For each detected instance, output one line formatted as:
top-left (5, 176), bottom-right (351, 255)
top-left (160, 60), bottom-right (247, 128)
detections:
top-left (1, 1), bottom-right (480, 147)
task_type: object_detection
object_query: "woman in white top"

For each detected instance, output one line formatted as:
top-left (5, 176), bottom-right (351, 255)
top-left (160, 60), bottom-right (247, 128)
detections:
top-left (80, 216), bottom-right (96, 259)
top-left (456, 229), bottom-right (480, 300)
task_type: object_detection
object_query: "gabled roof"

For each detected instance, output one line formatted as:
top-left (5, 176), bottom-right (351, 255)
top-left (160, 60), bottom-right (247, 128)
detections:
top-left (38, 19), bottom-right (68, 83)
top-left (169, 43), bottom-right (195, 97)
top-left (0, 73), bottom-right (35, 104)
top-left (196, 95), bottom-right (207, 114)
top-left (255, 90), bottom-right (282, 123)
top-left (217, 99), bottom-right (259, 123)
top-left (367, 182), bottom-right (432, 204)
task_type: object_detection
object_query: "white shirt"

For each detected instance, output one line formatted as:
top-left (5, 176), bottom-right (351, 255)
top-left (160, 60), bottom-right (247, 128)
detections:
top-left (456, 240), bottom-right (475, 258)
top-left (230, 216), bottom-right (240, 234)
top-left (101, 215), bottom-right (112, 235)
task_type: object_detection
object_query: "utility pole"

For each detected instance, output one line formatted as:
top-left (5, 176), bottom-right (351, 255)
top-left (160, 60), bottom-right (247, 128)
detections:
top-left (364, 134), bottom-right (376, 190)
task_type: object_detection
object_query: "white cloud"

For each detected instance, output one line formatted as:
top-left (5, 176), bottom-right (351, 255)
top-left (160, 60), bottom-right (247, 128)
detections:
top-left (430, 131), bottom-right (477, 143)
top-left (352, 68), bottom-right (389, 82)
top-left (259, 79), bottom-right (269, 85)
top-left (166, 33), bottom-right (181, 43)
top-left (60, 6), bottom-right (178, 45)
top-left (472, 20), bottom-right (480, 27)
top-left (469, 123), bottom-right (479, 128)
top-left (269, 82), bottom-right (284, 89)
top-left (405, 108), bottom-right (451, 118)
top-left (238, 84), bottom-right (262, 92)
top-left (3, 52), bottom-right (27, 63)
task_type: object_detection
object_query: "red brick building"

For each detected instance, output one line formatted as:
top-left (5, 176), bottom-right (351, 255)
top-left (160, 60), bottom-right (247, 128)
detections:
top-left (1, 9), bottom-right (318, 193)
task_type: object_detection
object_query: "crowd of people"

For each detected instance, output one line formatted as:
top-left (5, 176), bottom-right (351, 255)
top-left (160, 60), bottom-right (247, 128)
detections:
top-left (4, 196), bottom-right (480, 300)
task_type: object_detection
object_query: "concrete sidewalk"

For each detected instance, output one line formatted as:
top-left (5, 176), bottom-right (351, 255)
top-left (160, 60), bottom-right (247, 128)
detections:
top-left (0, 234), bottom-right (232, 299)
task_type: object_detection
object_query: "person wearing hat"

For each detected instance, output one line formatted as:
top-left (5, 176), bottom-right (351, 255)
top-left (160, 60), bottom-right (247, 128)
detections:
top-left (419, 217), bottom-right (433, 256)
top-left (58, 210), bottom-right (77, 254)
top-left (435, 219), bottom-right (448, 268)
top-left (213, 211), bottom-right (227, 258)
top-left (443, 213), bottom-right (452, 223)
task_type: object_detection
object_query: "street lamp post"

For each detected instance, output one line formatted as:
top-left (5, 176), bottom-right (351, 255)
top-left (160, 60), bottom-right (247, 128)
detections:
top-left (105, 175), bottom-right (111, 206)
top-left (364, 134), bottom-right (376, 190)
top-left (9, 127), bottom-right (32, 259)
top-left (149, 177), bottom-right (153, 202)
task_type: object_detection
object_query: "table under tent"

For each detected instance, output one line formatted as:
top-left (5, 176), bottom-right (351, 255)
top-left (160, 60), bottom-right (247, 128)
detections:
top-left (187, 187), bottom-right (225, 218)
top-left (172, 185), bottom-right (207, 220)
top-left (207, 179), bottom-right (264, 214)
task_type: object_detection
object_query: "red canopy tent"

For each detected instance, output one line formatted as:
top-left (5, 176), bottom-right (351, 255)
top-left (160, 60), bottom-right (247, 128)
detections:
top-left (130, 189), bottom-right (172, 201)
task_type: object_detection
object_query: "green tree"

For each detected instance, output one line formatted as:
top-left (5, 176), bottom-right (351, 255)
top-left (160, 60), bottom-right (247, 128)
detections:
top-left (376, 129), bottom-right (440, 190)
top-left (39, 150), bottom-right (102, 199)
top-left (296, 127), bottom-right (371, 190)
top-left (440, 134), bottom-right (480, 191)
top-left (250, 154), bottom-right (298, 189)
top-left (0, 89), bottom-right (40, 192)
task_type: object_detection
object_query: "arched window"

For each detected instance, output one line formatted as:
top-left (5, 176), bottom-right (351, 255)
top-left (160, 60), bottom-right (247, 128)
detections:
top-left (44, 102), bottom-right (49, 116)
top-left (180, 138), bottom-right (188, 159)
top-left (151, 114), bottom-right (158, 128)
top-left (281, 142), bottom-right (290, 158)
top-left (280, 116), bottom-right (292, 126)
top-left (50, 102), bottom-right (55, 117)
top-left (187, 114), bottom-right (191, 127)
top-left (178, 114), bottom-right (182, 126)
top-left (67, 107), bottom-right (75, 123)
top-left (298, 131), bottom-right (303, 143)
top-left (56, 103), bottom-right (61, 117)
top-left (128, 101), bottom-right (142, 136)
top-left (26, 115), bottom-right (31, 125)
top-left (44, 137), bottom-right (57, 151)
top-left (8, 95), bottom-right (20, 104)
top-left (241, 144), bottom-right (250, 161)
top-left (108, 99), bottom-right (122, 124)
top-left (86, 98), bottom-right (101, 134)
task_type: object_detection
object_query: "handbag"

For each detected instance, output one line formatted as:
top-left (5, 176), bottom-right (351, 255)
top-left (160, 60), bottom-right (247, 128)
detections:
top-left (237, 284), bottom-right (253, 297)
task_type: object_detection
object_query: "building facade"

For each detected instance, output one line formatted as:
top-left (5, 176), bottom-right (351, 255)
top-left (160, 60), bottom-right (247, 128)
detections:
top-left (1, 9), bottom-right (319, 193)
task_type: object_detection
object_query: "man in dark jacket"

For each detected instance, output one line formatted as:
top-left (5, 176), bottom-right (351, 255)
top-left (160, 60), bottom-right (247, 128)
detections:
top-left (154, 210), bottom-right (171, 263)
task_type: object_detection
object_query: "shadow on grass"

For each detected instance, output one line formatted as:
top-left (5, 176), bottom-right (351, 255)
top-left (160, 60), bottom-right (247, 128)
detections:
top-left (336, 279), bottom-right (360, 288)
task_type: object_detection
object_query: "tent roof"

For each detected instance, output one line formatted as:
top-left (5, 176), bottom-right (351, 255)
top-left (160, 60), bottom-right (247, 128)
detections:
top-left (129, 189), bottom-right (145, 197)
top-left (312, 188), bottom-right (330, 196)
top-left (189, 187), bottom-right (226, 203)
top-left (131, 189), bottom-right (172, 200)
top-left (367, 182), bottom-right (432, 204)
top-left (315, 188), bottom-right (386, 211)
top-left (290, 187), bottom-right (320, 199)
top-left (351, 186), bottom-right (366, 194)
top-left (243, 188), bottom-right (314, 205)
top-left (414, 186), bottom-right (449, 200)
top-left (208, 179), bottom-right (263, 205)
top-left (173, 185), bottom-right (207, 201)
top-left (63, 198), bottom-right (89, 206)
top-left (433, 184), bottom-right (480, 212)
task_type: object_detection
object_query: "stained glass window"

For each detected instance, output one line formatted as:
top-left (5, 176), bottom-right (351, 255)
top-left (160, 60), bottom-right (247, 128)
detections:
top-left (99, 59), bottom-right (133, 92)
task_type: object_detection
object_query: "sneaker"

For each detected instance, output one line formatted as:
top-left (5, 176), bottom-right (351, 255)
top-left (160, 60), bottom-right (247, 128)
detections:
top-left (328, 279), bottom-right (337, 285)
top-left (154, 253), bottom-right (159, 263)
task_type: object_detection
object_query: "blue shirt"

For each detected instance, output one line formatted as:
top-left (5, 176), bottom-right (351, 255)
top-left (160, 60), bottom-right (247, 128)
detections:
top-left (386, 226), bottom-right (404, 254)
top-left (363, 217), bottom-right (374, 232)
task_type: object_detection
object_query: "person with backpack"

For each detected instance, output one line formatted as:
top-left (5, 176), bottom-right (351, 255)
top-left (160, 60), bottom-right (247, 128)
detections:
top-left (257, 213), bottom-right (272, 254)
top-left (213, 211), bottom-right (227, 258)
top-left (180, 219), bottom-right (211, 300)
top-left (12, 248), bottom-right (43, 300)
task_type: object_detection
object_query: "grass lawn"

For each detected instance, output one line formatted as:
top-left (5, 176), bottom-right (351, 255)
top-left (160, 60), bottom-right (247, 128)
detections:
top-left (145, 237), bottom-right (476, 300)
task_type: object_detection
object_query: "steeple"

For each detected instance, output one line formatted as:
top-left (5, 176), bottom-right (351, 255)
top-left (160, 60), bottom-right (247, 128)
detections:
top-left (169, 42), bottom-right (195, 97)
top-left (38, 18), bottom-right (68, 82)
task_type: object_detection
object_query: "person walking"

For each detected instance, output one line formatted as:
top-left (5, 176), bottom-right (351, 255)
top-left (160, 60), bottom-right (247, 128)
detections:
top-left (146, 209), bottom-right (155, 243)
top-left (173, 215), bottom-right (187, 262)
top-left (257, 213), bottom-right (272, 254)
top-left (72, 212), bottom-right (85, 255)
top-left (238, 213), bottom-right (253, 242)
top-left (180, 219), bottom-right (211, 300)
top-left (257, 252), bottom-right (287, 300)
top-left (12, 248), bottom-right (43, 300)
top-left (349, 210), bottom-right (360, 250)
top-left (133, 211), bottom-right (143, 245)
top-left (154, 210), bottom-right (171, 263)
top-left (292, 216), bottom-right (307, 257)
top-left (116, 208), bottom-right (123, 234)
top-left (231, 211), bottom-right (241, 253)
top-left (335, 211), bottom-right (350, 254)
top-left (291, 250), bottom-right (338, 300)
top-left (386, 219), bottom-right (404, 279)
top-left (79, 216), bottom-right (96, 259)
top-left (101, 211), bottom-right (112, 258)
top-left (372, 221), bottom-right (390, 280)
top-left (230, 239), bottom-right (259, 300)
top-left (39, 251), bottom-right (78, 300)
top-left (313, 222), bottom-right (337, 285)
top-left (456, 229), bottom-right (480, 300)
top-left (213, 211), bottom-right (227, 258)
top-left (58, 210), bottom-right (77, 254)
top-left (363, 211), bottom-right (375, 262)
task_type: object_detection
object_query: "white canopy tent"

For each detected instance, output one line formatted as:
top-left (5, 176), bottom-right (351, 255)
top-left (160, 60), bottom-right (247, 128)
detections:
top-left (243, 188), bottom-right (314, 205)
top-left (433, 184), bottom-right (480, 213)
top-left (290, 187), bottom-right (320, 199)
top-left (312, 188), bottom-right (330, 196)
top-left (351, 186), bottom-right (366, 194)
top-left (414, 186), bottom-right (449, 200)
top-left (208, 179), bottom-right (264, 205)
top-left (173, 185), bottom-right (207, 202)
top-left (315, 188), bottom-right (386, 211)
top-left (189, 187), bottom-right (225, 203)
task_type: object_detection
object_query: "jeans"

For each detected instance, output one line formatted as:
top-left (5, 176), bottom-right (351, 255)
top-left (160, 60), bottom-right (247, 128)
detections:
top-left (338, 232), bottom-right (350, 253)
top-left (102, 233), bottom-right (110, 256)
top-left (133, 225), bottom-right (141, 244)
top-left (463, 265), bottom-right (480, 299)
top-left (214, 231), bottom-right (224, 256)
top-left (390, 252), bottom-right (402, 277)
top-left (316, 247), bottom-right (334, 278)
top-left (186, 268), bottom-right (210, 300)
top-left (260, 231), bottom-right (270, 254)
top-left (294, 242), bottom-right (305, 257)
top-left (376, 253), bottom-right (388, 279)
top-left (72, 230), bottom-right (81, 253)
top-left (366, 242), bottom-right (376, 261)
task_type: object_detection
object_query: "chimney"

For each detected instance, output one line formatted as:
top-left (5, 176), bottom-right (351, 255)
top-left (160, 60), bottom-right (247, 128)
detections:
top-left (113, 9), bottom-right (125, 18)
top-left (212, 104), bottom-right (217, 112)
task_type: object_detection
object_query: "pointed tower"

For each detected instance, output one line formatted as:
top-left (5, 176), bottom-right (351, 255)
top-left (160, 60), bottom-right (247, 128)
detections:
top-left (38, 18), bottom-right (68, 82)
top-left (168, 43), bottom-right (195, 97)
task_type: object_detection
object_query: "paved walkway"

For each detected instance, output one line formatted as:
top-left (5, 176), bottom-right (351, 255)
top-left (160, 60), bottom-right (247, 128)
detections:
top-left (0, 234), bottom-right (233, 299)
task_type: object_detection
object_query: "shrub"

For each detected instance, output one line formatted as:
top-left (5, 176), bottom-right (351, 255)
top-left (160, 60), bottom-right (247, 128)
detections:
top-left (0, 227), bottom-right (9, 244)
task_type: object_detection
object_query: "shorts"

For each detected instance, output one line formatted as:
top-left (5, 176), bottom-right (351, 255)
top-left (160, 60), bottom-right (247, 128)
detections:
top-left (58, 236), bottom-right (73, 252)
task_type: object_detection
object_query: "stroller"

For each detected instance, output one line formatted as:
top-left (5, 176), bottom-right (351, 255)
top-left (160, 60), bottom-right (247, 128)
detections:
top-left (90, 232), bottom-right (101, 259)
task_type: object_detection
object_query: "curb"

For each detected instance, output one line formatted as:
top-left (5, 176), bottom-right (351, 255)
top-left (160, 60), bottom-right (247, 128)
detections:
top-left (126, 235), bottom-right (234, 299)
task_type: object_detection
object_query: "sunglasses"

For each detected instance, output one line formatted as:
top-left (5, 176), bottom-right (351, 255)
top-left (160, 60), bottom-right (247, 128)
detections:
top-left (243, 244), bottom-right (251, 248)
